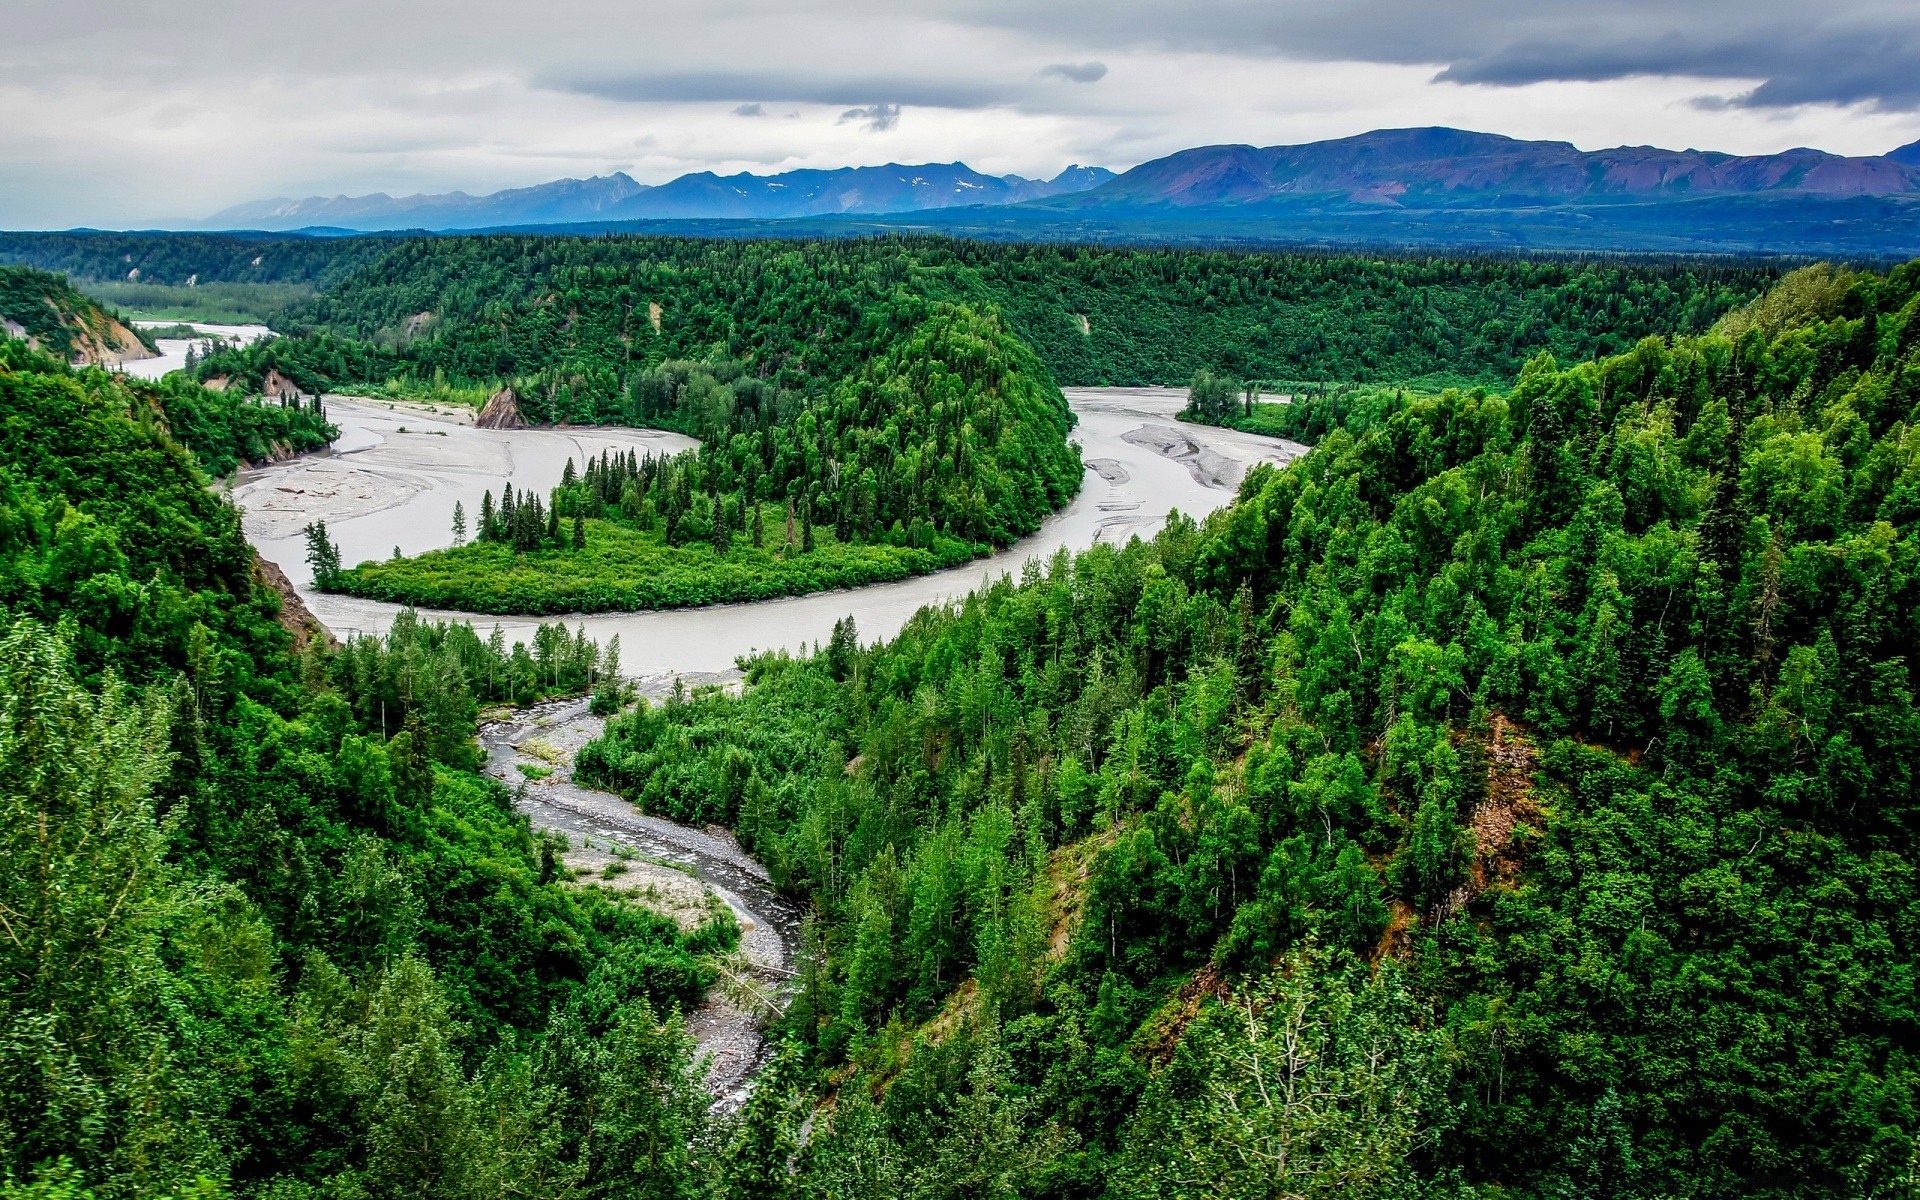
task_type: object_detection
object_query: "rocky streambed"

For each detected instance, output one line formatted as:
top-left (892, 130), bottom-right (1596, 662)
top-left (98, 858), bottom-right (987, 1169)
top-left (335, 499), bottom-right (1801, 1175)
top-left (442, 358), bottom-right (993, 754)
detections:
top-left (479, 688), bottom-right (803, 1109)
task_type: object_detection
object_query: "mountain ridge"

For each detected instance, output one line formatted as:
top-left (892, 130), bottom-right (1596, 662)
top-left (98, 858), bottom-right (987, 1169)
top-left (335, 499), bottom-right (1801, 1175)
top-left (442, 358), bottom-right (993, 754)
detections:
top-left (207, 162), bottom-right (1114, 231)
top-left (1047, 126), bottom-right (1920, 211)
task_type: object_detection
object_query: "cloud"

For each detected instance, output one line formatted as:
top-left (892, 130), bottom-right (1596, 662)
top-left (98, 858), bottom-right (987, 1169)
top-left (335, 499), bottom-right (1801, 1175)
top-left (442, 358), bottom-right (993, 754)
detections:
top-left (1042, 61), bottom-right (1107, 83)
top-left (1426, 21), bottom-right (1920, 112)
top-left (960, 0), bottom-right (1920, 112)
top-left (838, 103), bottom-right (902, 132)
top-left (8, 0), bottom-right (1920, 225)
top-left (732, 102), bottom-right (766, 117)
top-left (540, 68), bottom-right (1009, 110)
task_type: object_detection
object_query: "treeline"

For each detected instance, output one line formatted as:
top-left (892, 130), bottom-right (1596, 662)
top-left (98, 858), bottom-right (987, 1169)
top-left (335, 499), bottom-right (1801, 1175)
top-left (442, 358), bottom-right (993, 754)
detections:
top-left (924, 239), bottom-right (1775, 387)
top-left (577, 261), bottom-right (1920, 1198)
top-left (322, 304), bottom-right (1081, 613)
top-left (0, 344), bottom-right (741, 1198)
top-left (0, 232), bottom-right (397, 290)
top-left (6, 231), bottom-right (1775, 392)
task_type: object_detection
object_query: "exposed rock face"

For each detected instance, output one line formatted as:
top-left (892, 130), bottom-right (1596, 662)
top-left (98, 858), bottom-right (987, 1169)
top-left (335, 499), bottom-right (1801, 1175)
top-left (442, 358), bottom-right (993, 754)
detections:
top-left (261, 369), bottom-right (302, 400)
top-left (71, 311), bottom-right (156, 366)
top-left (252, 555), bottom-right (338, 652)
top-left (476, 387), bottom-right (529, 429)
top-left (249, 438), bottom-right (299, 466)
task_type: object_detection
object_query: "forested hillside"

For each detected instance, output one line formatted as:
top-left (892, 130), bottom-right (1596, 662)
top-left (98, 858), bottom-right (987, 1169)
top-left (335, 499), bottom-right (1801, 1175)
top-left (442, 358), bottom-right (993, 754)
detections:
top-left (0, 236), bottom-right (399, 325)
top-left (0, 340), bottom-right (737, 1198)
top-left (198, 237), bottom-right (1084, 611)
top-left (0, 266), bottom-right (155, 366)
top-left (578, 261), bottom-right (1920, 1198)
top-left (1, 231), bottom-right (1772, 391)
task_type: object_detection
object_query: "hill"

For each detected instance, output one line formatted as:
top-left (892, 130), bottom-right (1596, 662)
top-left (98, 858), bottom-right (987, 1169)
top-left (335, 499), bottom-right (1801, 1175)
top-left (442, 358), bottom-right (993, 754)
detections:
top-left (188, 127), bottom-right (1920, 255)
top-left (0, 265), bottom-right (154, 365)
top-left (0, 338), bottom-right (731, 1198)
top-left (579, 259), bottom-right (1920, 1198)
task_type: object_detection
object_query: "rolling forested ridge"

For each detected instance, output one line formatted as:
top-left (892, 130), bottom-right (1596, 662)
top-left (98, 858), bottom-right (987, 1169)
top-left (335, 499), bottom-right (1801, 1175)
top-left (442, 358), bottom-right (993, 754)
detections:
top-left (578, 261), bottom-right (1920, 1198)
top-left (0, 341), bottom-right (738, 1199)
top-left (2, 230), bottom-right (1916, 1200)
top-left (1, 231), bottom-right (1774, 392)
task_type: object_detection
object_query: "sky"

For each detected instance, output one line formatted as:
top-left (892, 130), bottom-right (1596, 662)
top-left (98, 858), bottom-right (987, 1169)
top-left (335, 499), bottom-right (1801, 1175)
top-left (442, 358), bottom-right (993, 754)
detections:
top-left (6, 0), bottom-right (1920, 228)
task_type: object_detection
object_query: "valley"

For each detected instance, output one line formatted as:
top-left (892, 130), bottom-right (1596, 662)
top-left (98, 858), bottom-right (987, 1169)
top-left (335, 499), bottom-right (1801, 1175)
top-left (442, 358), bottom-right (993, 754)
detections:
top-left (9, 0), bottom-right (1920, 1190)
top-left (3, 235), bottom-right (1917, 1200)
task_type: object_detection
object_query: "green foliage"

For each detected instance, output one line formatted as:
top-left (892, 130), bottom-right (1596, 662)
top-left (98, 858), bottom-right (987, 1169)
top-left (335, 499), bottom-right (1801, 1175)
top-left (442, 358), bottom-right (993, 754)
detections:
top-left (581, 259), bottom-right (1920, 1198)
top-left (318, 297), bottom-right (1079, 610)
top-left (340, 517), bottom-right (979, 613)
top-left (1110, 952), bottom-right (1455, 1200)
top-left (6, 232), bottom-right (1770, 391)
top-left (79, 282), bottom-right (317, 326)
top-left (0, 267), bottom-right (147, 361)
top-left (1179, 367), bottom-right (1240, 423)
top-left (0, 349), bottom-right (732, 1197)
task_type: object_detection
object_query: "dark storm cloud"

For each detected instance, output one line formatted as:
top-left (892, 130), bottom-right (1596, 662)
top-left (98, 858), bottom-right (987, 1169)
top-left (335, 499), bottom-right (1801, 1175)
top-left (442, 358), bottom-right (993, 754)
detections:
top-left (837, 103), bottom-right (902, 132)
top-left (1430, 21), bottom-right (1920, 111)
top-left (1042, 61), bottom-right (1108, 83)
top-left (540, 67), bottom-right (1010, 110)
top-left (957, 0), bottom-right (1920, 111)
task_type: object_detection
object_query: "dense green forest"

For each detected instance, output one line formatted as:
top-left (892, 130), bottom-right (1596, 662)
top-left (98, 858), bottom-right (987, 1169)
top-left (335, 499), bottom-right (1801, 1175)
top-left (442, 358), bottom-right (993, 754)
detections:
top-left (7, 235), bottom-right (1912, 1198)
top-left (1, 231), bottom-right (1772, 391)
top-left (0, 234), bottom-right (397, 323)
top-left (0, 267), bottom-right (333, 474)
top-left (577, 261), bottom-right (1920, 1198)
top-left (0, 339), bottom-right (741, 1199)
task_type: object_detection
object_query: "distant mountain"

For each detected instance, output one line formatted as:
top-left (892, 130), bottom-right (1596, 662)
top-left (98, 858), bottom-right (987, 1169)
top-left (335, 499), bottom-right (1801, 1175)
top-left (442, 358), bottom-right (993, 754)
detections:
top-left (1045, 128), bottom-right (1920, 212)
top-left (600, 162), bottom-right (1112, 221)
top-left (206, 173), bottom-right (649, 233)
top-left (207, 163), bottom-right (1114, 231)
top-left (1890, 139), bottom-right (1920, 167)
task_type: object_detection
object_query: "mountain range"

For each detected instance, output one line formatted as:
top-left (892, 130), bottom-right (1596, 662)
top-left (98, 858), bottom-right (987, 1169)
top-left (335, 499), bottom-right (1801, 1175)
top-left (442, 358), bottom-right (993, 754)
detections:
top-left (1036, 127), bottom-right (1920, 211)
top-left (199, 128), bottom-right (1920, 255)
top-left (207, 163), bottom-right (1116, 231)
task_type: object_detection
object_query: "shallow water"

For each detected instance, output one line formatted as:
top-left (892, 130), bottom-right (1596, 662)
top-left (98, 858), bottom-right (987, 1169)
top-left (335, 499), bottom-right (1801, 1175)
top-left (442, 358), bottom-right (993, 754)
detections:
top-left (237, 387), bottom-right (1305, 675)
top-left (119, 321), bottom-right (273, 380)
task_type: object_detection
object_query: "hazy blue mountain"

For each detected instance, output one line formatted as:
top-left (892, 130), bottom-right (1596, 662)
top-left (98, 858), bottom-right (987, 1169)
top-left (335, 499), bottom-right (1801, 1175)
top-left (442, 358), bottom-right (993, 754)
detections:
top-left (600, 162), bottom-right (1113, 220)
top-left (206, 174), bottom-right (651, 232)
top-left (1890, 139), bottom-right (1920, 167)
top-left (207, 163), bottom-right (1114, 231)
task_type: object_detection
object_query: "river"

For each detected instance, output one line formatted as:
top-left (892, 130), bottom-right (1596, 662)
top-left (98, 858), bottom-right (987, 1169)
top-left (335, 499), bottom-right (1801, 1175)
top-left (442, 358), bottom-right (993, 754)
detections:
top-left (122, 321), bottom-right (274, 377)
top-left (234, 388), bottom-right (1305, 674)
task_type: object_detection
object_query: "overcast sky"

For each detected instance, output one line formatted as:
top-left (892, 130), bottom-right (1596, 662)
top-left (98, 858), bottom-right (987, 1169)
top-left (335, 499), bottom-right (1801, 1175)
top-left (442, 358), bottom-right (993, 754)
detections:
top-left (7, 0), bottom-right (1920, 227)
